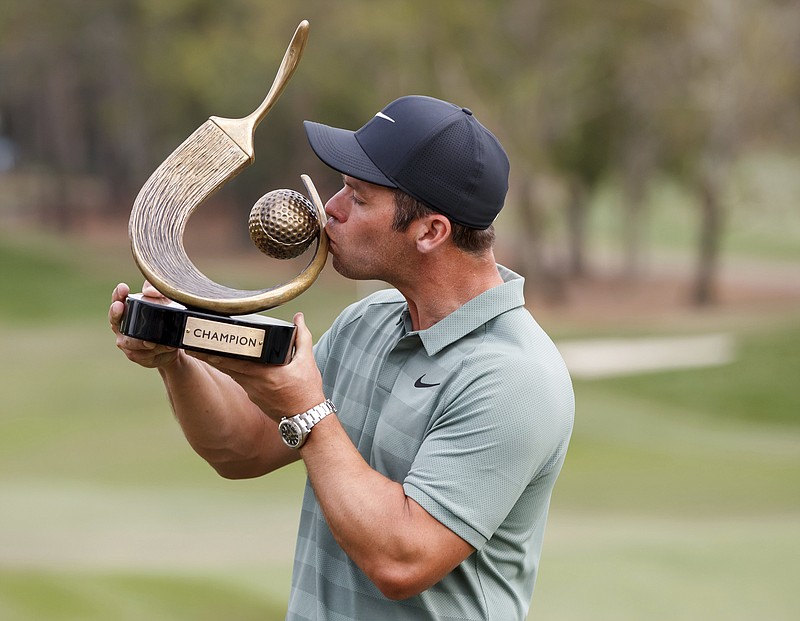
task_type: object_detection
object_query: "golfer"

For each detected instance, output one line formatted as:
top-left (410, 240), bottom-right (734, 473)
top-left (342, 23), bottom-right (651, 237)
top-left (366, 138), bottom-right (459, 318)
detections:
top-left (109, 95), bottom-right (574, 620)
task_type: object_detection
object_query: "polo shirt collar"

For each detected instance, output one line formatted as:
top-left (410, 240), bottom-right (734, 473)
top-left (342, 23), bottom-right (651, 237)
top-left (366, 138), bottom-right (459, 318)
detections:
top-left (408, 265), bottom-right (525, 356)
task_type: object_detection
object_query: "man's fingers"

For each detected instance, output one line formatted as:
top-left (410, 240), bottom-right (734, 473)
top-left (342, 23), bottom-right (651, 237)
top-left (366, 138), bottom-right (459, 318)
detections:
top-left (109, 283), bottom-right (130, 334)
top-left (142, 280), bottom-right (164, 299)
top-left (186, 350), bottom-right (226, 368)
top-left (110, 281), bottom-right (179, 369)
top-left (109, 300), bottom-right (124, 332)
top-left (292, 312), bottom-right (313, 357)
top-left (111, 283), bottom-right (129, 304)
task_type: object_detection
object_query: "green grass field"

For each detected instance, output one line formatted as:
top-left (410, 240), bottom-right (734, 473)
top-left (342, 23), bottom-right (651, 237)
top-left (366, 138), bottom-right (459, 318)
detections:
top-left (1, 229), bottom-right (798, 620)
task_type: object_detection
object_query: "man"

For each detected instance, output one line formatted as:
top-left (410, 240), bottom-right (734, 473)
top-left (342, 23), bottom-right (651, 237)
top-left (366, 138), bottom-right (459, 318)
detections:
top-left (109, 95), bottom-right (574, 620)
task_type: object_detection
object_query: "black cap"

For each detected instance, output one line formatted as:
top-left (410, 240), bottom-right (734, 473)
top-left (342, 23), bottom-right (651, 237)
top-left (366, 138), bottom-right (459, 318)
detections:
top-left (304, 95), bottom-right (510, 229)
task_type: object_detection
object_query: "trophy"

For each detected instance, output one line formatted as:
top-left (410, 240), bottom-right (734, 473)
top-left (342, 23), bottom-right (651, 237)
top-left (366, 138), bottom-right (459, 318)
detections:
top-left (120, 21), bottom-right (327, 365)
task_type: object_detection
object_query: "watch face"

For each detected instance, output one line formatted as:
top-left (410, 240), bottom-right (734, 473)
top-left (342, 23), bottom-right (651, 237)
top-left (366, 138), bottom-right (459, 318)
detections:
top-left (279, 419), bottom-right (303, 448)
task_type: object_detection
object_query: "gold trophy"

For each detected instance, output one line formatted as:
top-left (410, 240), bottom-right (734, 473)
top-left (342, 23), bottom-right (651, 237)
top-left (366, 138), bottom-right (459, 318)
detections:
top-left (120, 21), bottom-right (327, 364)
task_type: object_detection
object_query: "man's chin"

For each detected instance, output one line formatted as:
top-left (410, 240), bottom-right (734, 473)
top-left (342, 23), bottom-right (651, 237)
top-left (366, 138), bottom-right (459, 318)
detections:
top-left (330, 258), bottom-right (375, 282)
top-left (330, 256), bottom-right (354, 279)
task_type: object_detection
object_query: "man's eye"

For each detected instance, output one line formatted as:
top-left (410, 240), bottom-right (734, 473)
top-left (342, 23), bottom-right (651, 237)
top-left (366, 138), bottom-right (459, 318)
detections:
top-left (350, 192), bottom-right (365, 206)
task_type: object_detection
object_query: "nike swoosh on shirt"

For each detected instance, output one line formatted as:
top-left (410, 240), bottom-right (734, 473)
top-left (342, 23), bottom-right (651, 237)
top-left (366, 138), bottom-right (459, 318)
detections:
top-left (414, 375), bottom-right (441, 389)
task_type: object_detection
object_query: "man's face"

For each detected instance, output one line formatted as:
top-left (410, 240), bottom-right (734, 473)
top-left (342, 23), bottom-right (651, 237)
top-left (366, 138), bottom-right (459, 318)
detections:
top-left (323, 175), bottom-right (410, 282)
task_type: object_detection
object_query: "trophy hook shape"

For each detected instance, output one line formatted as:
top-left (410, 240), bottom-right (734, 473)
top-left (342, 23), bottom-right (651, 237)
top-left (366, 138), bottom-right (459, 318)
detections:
top-left (129, 21), bottom-right (326, 315)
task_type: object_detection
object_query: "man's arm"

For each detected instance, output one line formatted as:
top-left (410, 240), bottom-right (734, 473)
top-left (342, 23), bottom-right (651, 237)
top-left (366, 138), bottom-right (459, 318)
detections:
top-left (109, 282), bottom-right (299, 477)
top-left (301, 414), bottom-right (475, 600)
top-left (192, 312), bottom-right (475, 599)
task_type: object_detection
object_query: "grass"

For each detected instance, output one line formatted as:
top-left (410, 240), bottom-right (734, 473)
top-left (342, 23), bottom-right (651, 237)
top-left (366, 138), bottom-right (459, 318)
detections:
top-left (532, 513), bottom-right (800, 621)
top-left (580, 318), bottom-right (800, 427)
top-left (0, 230), bottom-right (138, 325)
top-left (531, 325), bottom-right (800, 620)
top-left (0, 569), bottom-right (289, 621)
top-left (0, 228), bottom-right (798, 620)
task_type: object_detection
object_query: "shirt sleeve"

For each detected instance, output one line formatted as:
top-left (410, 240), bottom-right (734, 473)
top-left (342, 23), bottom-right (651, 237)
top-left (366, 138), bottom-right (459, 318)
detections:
top-left (312, 327), bottom-right (331, 376)
top-left (402, 349), bottom-right (573, 549)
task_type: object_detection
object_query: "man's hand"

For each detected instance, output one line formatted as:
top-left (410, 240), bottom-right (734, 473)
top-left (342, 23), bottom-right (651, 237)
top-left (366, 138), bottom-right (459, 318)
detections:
top-left (187, 311), bottom-right (324, 422)
top-left (109, 282), bottom-right (180, 369)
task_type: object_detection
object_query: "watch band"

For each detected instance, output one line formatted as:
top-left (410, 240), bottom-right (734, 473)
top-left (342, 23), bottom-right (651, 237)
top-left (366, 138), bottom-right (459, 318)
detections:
top-left (295, 399), bottom-right (336, 431)
top-left (278, 399), bottom-right (337, 449)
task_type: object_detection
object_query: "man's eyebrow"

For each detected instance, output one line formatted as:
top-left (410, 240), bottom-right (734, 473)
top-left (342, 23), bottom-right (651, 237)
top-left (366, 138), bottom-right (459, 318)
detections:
top-left (342, 175), bottom-right (368, 193)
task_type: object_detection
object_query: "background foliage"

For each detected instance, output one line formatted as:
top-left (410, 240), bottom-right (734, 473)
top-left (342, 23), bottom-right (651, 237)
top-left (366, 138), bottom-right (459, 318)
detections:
top-left (1, 0), bottom-right (799, 301)
top-left (0, 1), bottom-right (799, 620)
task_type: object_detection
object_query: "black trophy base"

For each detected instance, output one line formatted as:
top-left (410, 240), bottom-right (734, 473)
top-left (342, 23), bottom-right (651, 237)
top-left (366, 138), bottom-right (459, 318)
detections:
top-left (120, 294), bottom-right (297, 365)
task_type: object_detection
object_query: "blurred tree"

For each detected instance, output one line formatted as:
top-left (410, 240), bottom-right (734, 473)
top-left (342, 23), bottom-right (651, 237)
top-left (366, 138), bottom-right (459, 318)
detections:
top-left (654, 0), bottom-right (800, 304)
top-left (610, 2), bottom-right (686, 282)
top-left (0, 0), bottom-right (798, 305)
top-left (533, 2), bottom-right (622, 280)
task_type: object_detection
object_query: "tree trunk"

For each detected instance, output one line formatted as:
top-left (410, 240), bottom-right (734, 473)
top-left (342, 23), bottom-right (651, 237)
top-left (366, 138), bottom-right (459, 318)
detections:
top-left (94, 7), bottom-right (152, 208)
top-left (692, 168), bottom-right (725, 306)
top-left (566, 179), bottom-right (588, 278)
top-left (620, 133), bottom-right (655, 282)
top-left (621, 179), bottom-right (645, 282)
top-left (39, 56), bottom-right (88, 231)
top-left (515, 176), bottom-right (566, 304)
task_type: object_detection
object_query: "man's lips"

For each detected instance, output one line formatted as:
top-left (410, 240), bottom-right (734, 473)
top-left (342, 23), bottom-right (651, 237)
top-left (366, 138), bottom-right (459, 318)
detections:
top-left (324, 220), bottom-right (336, 242)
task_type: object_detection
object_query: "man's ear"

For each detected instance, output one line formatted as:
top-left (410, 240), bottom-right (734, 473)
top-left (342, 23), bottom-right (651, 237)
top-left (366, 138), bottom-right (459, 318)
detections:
top-left (415, 214), bottom-right (452, 253)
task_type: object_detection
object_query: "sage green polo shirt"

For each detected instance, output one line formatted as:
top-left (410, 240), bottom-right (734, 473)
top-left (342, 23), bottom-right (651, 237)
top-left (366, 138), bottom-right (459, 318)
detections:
top-left (287, 266), bottom-right (574, 621)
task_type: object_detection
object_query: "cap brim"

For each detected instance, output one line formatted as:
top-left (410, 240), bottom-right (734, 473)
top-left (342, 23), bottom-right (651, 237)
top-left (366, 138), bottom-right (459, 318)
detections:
top-left (304, 121), bottom-right (395, 187)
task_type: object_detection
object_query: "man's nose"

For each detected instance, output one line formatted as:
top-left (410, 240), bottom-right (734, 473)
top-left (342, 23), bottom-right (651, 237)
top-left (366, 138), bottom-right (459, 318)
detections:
top-left (325, 187), bottom-right (348, 222)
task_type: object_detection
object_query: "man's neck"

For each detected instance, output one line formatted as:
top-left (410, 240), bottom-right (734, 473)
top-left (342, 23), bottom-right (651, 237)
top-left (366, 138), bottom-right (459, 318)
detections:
top-left (396, 251), bottom-right (503, 332)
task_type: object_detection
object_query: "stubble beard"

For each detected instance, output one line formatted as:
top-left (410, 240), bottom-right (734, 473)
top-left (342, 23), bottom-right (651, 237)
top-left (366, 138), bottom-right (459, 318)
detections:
top-left (330, 247), bottom-right (396, 284)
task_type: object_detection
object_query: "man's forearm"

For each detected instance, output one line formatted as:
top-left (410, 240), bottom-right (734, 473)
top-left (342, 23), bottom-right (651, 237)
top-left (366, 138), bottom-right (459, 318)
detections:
top-left (158, 352), bottom-right (298, 478)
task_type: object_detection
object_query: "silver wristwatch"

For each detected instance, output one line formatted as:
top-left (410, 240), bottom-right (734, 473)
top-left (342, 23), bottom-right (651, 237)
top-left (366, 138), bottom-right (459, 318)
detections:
top-left (278, 399), bottom-right (337, 449)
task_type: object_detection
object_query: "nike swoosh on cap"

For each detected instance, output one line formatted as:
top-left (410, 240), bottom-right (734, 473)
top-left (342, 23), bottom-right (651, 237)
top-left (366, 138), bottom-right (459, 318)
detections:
top-left (374, 111), bottom-right (395, 123)
top-left (414, 375), bottom-right (441, 389)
